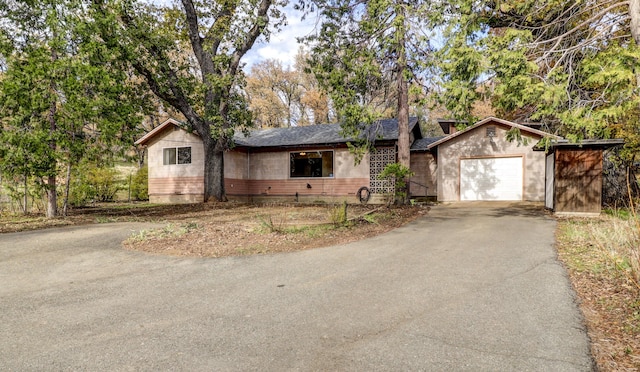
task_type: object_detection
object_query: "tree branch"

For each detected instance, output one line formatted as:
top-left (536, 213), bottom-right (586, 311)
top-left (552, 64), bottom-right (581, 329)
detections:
top-left (229, 0), bottom-right (272, 75)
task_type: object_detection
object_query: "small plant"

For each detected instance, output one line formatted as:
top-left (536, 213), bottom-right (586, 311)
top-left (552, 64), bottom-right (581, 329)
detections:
top-left (256, 214), bottom-right (285, 233)
top-left (328, 201), bottom-right (348, 226)
top-left (362, 213), bottom-right (378, 224)
top-left (95, 216), bottom-right (119, 223)
top-left (379, 163), bottom-right (415, 205)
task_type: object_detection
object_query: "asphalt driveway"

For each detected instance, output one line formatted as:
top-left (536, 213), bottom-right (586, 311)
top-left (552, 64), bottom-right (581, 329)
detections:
top-left (0, 203), bottom-right (593, 371)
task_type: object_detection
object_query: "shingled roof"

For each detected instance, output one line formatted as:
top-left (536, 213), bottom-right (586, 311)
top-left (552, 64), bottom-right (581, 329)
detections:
top-left (136, 117), bottom-right (420, 148)
top-left (234, 117), bottom-right (419, 148)
top-left (410, 136), bottom-right (445, 151)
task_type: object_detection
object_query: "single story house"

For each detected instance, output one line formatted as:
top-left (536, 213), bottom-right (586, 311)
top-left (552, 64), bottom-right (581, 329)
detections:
top-left (135, 116), bottom-right (621, 214)
top-left (135, 117), bottom-right (423, 204)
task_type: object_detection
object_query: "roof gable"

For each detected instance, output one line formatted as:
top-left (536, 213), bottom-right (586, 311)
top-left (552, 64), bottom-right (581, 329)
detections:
top-left (426, 117), bottom-right (559, 150)
top-left (134, 118), bottom-right (185, 146)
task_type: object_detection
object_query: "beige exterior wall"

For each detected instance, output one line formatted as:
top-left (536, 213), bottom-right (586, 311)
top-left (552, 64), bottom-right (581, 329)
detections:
top-left (335, 149), bottom-right (369, 178)
top-left (224, 150), bottom-right (248, 179)
top-left (147, 127), bottom-right (205, 179)
top-left (146, 126), bottom-right (205, 203)
top-left (409, 152), bottom-right (437, 197)
top-left (437, 123), bottom-right (545, 202)
top-left (247, 151), bottom-right (289, 180)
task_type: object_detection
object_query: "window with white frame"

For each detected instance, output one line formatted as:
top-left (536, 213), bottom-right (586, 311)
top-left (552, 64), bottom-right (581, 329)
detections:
top-left (163, 147), bottom-right (191, 165)
top-left (290, 151), bottom-right (334, 178)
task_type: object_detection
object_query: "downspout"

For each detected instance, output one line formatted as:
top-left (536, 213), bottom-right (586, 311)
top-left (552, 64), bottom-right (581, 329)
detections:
top-left (247, 149), bottom-right (251, 201)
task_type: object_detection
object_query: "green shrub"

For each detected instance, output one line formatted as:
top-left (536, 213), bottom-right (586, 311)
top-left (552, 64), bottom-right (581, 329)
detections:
top-left (379, 163), bottom-right (415, 204)
top-left (130, 166), bottom-right (149, 201)
top-left (69, 164), bottom-right (123, 205)
top-left (89, 167), bottom-right (121, 202)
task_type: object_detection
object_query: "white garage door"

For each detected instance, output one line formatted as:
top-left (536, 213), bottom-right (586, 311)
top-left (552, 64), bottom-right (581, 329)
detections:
top-left (460, 157), bottom-right (523, 201)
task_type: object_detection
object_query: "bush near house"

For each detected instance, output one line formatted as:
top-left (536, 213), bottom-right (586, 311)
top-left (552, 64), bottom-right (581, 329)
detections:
top-left (130, 166), bottom-right (149, 201)
top-left (69, 164), bottom-right (123, 205)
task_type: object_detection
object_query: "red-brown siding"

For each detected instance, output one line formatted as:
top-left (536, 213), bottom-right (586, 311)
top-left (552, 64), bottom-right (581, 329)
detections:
top-left (149, 177), bottom-right (204, 196)
top-left (225, 178), bottom-right (369, 197)
top-left (554, 149), bottom-right (602, 214)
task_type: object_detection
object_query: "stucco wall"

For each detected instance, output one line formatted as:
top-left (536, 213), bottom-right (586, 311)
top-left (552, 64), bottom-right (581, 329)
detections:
top-left (247, 151), bottom-right (289, 180)
top-left (335, 149), bottom-right (369, 178)
top-left (224, 150), bottom-right (248, 179)
top-left (409, 152), bottom-right (437, 197)
top-left (437, 123), bottom-right (546, 202)
top-left (146, 126), bottom-right (205, 203)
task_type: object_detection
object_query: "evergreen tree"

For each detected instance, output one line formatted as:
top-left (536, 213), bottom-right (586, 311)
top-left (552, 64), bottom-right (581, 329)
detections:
top-left (300, 0), bottom-right (436, 168)
top-left (0, 0), bottom-right (143, 217)
top-left (438, 0), bottom-right (640, 158)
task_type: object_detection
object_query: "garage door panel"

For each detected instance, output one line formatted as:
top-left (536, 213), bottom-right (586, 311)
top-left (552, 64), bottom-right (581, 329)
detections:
top-left (460, 157), bottom-right (523, 201)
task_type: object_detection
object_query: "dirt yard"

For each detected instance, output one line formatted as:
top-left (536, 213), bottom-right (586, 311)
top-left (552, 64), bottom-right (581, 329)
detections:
top-left (0, 202), bottom-right (428, 257)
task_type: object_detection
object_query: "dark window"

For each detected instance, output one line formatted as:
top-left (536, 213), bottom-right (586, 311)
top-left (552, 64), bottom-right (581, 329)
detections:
top-left (290, 151), bottom-right (334, 178)
top-left (486, 126), bottom-right (496, 138)
top-left (177, 147), bottom-right (191, 164)
top-left (163, 147), bottom-right (191, 165)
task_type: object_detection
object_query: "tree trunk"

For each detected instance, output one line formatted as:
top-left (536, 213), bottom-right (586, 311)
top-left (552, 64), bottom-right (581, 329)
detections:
top-left (23, 173), bottom-right (28, 215)
top-left (46, 176), bottom-right (57, 218)
top-left (137, 147), bottom-right (146, 168)
top-left (395, 2), bottom-right (410, 170)
top-left (47, 47), bottom-right (58, 218)
top-left (202, 137), bottom-right (227, 202)
top-left (62, 161), bottom-right (72, 216)
top-left (395, 1), bottom-right (410, 203)
top-left (46, 106), bottom-right (57, 218)
top-left (631, 0), bottom-right (640, 44)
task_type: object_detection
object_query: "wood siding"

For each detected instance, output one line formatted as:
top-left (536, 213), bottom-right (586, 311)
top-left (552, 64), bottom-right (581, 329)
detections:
top-left (149, 176), bottom-right (204, 196)
top-left (554, 149), bottom-right (602, 214)
top-left (225, 178), bottom-right (369, 197)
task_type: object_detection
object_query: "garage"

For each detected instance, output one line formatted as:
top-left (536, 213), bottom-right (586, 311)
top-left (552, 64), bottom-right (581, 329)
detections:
top-left (460, 157), bottom-right (523, 201)
top-left (427, 118), bottom-right (558, 202)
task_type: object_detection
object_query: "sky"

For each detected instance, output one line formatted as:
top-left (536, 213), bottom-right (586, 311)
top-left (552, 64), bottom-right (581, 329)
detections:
top-left (152, 1), bottom-right (316, 72)
top-left (242, 5), bottom-right (317, 71)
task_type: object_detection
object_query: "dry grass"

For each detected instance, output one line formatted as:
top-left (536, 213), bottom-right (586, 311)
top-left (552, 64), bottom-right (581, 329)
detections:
top-left (557, 213), bottom-right (640, 371)
top-left (124, 203), bottom-right (428, 257)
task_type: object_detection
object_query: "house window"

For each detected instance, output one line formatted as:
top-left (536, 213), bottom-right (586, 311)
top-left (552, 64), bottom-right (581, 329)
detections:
top-left (290, 151), bottom-right (334, 178)
top-left (163, 147), bottom-right (191, 165)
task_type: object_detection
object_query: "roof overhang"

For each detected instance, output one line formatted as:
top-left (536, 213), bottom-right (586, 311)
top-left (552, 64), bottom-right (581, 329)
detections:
top-left (134, 118), bottom-right (187, 146)
top-left (437, 118), bottom-right (467, 135)
top-left (535, 138), bottom-right (625, 151)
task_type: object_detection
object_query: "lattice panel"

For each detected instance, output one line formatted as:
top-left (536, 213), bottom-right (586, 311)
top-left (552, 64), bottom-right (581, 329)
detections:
top-left (369, 147), bottom-right (396, 194)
